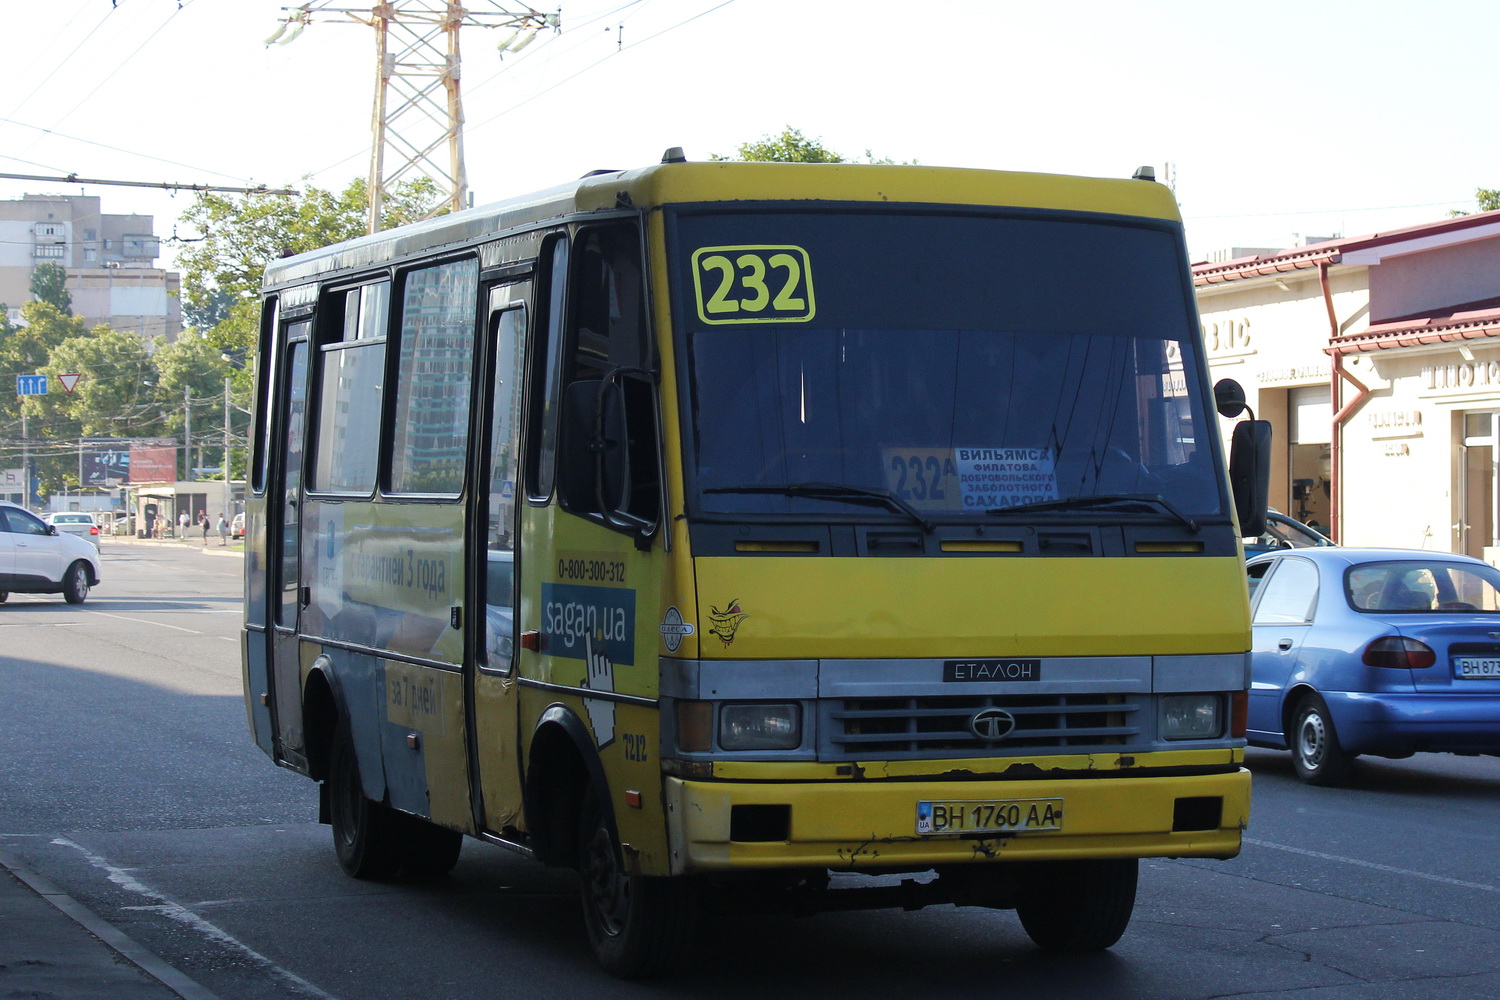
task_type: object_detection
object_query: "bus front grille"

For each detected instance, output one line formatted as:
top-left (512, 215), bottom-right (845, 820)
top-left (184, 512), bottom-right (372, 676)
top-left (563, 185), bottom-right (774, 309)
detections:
top-left (823, 693), bottom-right (1142, 759)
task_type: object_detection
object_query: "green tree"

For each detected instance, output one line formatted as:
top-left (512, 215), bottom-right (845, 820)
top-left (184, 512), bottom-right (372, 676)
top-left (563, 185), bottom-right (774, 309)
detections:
top-left (11, 306), bottom-right (111, 497)
top-left (1450, 187), bottom-right (1500, 217)
top-left (712, 126), bottom-right (847, 163)
top-left (182, 285), bottom-right (238, 331)
top-left (175, 175), bottom-right (445, 382)
top-left (39, 328), bottom-right (165, 439)
top-left (29, 262), bottom-right (72, 314)
top-left (155, 333), bottom-right (234, 478)
top-left (2, 300), bottom-right (90, 438)
top-left (711, 127), bottom-right (915, 166)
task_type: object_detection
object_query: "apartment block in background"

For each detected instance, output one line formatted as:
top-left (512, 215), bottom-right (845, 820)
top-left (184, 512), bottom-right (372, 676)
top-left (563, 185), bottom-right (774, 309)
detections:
top-left (0, 192), bottom-right (182, 339)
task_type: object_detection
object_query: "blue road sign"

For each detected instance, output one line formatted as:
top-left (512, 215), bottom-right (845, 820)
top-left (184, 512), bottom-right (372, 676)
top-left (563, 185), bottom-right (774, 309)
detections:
top-left (16, 374), bottom-right (47, 396)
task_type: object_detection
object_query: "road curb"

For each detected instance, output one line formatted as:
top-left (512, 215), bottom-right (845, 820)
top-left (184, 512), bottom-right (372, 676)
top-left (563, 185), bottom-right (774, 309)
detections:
top-left (0, 846), bottom-right (225, 1000)
top-left (110, 537), bottom-right (244, 557)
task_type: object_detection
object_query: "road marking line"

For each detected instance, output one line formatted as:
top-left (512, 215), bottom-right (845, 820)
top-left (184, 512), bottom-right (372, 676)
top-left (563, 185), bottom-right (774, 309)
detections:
top-left (0, 843), bottom-right (224, 1000)
top-left (1245, 837), bottom-right (1500, 893)
top-left (51, 837), bottom-right (341, 1000)
top-left (82, 611), bottom-right (201, 634)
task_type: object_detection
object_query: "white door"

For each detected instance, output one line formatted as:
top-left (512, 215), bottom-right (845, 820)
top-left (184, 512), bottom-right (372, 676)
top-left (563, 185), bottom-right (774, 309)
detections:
top-left (4, 506), bottom-right (62, 585)
top-left (0, 509), bottom-right (19, 586)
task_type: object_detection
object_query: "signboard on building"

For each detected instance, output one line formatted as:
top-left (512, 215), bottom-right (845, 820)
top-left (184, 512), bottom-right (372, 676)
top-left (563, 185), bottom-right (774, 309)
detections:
top-left (82, 449), bottom-right (131, 486)
top-left (128, 446), bottom-right (178, 483)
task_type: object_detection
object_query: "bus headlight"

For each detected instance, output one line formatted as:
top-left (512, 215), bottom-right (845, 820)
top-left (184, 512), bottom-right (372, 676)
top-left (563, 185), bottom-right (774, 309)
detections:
top-left (720, 703), bottom-right (801, 751)
top-left (1162, 694), bottom-right (1221, 740)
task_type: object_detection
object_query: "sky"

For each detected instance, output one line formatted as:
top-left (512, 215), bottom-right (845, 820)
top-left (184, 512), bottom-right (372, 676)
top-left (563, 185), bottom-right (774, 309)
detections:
top-left (0, 0), bottom-right (1494, 274)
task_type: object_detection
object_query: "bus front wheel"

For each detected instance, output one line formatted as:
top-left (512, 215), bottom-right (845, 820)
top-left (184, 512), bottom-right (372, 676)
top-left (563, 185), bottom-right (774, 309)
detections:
top-left (1016, 858), bottom-right (1137, 952)
top-left (577, 783), bottom-right (696, 978)
top-left (329, 722), bottom-right (397, 879)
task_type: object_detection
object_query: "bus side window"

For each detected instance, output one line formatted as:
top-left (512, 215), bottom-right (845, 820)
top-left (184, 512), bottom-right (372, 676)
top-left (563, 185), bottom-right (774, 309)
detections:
top-left (389, 258), bottom-right (479, 495)
top-left (570, 225), bottom-right (646, 373)
top-left (251, 297), bottom-right (279, 496)
top-left (528, 236), bottom-right (569, 501)
top-left (555, 223), bottom-right (659, 540)
top-left (310, 280), bottom-right (390, 494)
top-left (484, 298), bottom-right (526, 672)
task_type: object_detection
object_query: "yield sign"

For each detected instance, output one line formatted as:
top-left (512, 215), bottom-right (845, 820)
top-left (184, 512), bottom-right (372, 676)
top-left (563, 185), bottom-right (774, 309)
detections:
top-left (58, 373), bottom-right (81, 394)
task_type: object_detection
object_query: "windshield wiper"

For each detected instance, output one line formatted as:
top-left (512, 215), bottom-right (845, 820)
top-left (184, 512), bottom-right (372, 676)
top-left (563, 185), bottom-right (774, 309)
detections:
top-left (704, 481), bottom-right (935, 533)
top-left (985, 493), bottom-right (1199, 533)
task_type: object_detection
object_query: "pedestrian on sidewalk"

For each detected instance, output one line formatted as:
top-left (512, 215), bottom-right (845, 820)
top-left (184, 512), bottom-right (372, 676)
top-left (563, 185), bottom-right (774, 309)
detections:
top-left (177, 510), bottom-right (188, 538)
top-left (216, 512), bottom-right (229, 546)
top-left (199, 510), bottom-right (210, 545)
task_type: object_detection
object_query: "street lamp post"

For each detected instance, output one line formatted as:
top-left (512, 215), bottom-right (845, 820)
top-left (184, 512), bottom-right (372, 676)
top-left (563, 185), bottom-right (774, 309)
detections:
top-left (222, 376), bottom-right (231, 519)
top-left (183, 387), bottom-right (191, 481)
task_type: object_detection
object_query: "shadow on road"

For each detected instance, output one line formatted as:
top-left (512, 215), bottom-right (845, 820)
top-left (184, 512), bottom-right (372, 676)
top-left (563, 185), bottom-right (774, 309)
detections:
top-left (1246, 746), bottom-right (1500, 799)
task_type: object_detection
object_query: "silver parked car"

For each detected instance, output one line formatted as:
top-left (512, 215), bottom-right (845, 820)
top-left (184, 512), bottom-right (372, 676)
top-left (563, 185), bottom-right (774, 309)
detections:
top-left (0, 501), bottom-right (102, 604)
top-left (44, 511), bottom-right (103, 549)
top-left (1246, 546), bottom-right (1500, 784)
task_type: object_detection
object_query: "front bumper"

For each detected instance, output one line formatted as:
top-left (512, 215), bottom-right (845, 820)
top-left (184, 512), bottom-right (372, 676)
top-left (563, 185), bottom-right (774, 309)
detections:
top-left (663, 768), bottom-right (1250, 875)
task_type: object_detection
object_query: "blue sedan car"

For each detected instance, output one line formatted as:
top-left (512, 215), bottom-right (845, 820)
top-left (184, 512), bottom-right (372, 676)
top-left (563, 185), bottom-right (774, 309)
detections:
top-left (1246, 547), bottom-right (1500, 784)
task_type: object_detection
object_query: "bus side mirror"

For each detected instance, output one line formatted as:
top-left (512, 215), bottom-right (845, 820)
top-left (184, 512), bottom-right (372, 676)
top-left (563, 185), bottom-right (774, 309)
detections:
top-left (558, 376), bottom-right (660, 547)
top-left (1229, 419), bottom-right (1271, 539)
top-left (1214, 378), bottom-right (1248, 418)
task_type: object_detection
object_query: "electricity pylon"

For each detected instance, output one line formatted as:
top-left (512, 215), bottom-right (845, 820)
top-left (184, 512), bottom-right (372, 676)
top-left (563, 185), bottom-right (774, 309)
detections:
top-left (269, 2), bottom-right (560, 233)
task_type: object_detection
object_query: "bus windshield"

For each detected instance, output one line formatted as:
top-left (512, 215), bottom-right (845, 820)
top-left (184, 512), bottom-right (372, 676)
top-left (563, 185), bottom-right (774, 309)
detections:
top-left (672, 208), bottom-right (1223, 521)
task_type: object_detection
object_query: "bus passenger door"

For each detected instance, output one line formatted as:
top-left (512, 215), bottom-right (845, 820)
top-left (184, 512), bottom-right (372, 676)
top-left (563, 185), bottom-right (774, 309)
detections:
top-left (470, 282), bottom-right (529, 833)
top-left (269, 332), bottom-right (310, 762)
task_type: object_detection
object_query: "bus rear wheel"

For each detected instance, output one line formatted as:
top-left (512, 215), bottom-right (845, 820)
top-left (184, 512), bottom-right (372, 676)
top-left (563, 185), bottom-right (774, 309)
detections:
top-left (577, 783), bottom-right (696, 978)
top-left (1016, 858), bottom-right (1137, 952)
top-left (329, 722), bottom-right (397, 879)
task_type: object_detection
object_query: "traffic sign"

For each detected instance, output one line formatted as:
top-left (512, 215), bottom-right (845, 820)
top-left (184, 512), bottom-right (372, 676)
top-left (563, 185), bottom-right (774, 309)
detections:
top-left (16, 374), bottom-right (46, 396)
top-left (59, 373), bottom-right (81, 393)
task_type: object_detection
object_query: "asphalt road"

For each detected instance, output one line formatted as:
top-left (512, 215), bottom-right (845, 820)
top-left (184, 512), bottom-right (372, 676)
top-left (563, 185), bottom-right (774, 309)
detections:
top-left (3, 539), bottom-right (1500, 999)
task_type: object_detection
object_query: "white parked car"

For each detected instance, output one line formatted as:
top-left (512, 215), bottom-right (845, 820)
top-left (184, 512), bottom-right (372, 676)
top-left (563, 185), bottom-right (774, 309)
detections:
top-left (1, 501), bottom-right (102, 604)
top-left (44, 511), bottom-right (104, 549)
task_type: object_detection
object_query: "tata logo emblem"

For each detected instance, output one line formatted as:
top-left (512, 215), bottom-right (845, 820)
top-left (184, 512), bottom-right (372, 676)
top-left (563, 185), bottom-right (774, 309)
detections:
top-left (969, 708), bottom-right (1017, 742)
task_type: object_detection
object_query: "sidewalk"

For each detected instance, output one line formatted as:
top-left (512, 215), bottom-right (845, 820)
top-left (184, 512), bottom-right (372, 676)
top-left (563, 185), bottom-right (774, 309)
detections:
top-left (111, 532), bottom-right (244, 556)
top-left (0, 847), bottom-right (220, 1000)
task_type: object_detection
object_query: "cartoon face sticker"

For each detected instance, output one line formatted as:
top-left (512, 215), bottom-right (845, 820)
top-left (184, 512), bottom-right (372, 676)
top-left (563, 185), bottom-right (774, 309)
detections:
top-left (706, 599), bottom-right (749, 646)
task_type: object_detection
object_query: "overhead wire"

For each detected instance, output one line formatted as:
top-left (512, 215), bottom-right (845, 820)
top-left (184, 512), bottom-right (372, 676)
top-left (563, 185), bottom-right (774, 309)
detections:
top-left (0, 116), bottom-right (261, 187)
top-left (306, 0), bottom-right (736, 181)
top-left (0, 151), bottom-right (81, 176)
top-left (3, 3), bottom-right (119, 121)
top-left (1, 1), bottom-right (258, 187)
top-left (463, 0), bottom-right (653, 103)
top-left (12, 3), bottom-right (191, 164)
top-left (463, 1), bottom-right (737, 148)
top-left (7, 0), bottom-right (737, 205)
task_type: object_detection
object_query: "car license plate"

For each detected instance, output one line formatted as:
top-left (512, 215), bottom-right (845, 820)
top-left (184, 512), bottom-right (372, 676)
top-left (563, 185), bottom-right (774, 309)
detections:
top-left (916, 798), bottom-right (1063, 835)
top-left (1453, 656), bottom-right (1500, 679)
